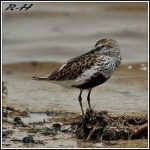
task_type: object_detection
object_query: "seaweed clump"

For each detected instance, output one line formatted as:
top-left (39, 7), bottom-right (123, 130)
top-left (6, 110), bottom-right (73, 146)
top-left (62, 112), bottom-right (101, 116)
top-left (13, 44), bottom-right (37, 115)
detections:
top-left (74, 109), bottom-right (148, 141)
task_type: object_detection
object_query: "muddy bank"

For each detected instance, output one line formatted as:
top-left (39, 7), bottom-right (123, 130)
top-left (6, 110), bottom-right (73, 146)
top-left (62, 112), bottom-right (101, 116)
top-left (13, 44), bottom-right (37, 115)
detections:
top-left (2, 106), bottom-right (148, 148)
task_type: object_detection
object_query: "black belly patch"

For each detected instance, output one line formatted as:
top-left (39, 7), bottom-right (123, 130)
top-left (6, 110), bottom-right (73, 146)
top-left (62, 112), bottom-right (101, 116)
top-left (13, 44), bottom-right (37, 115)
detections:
top-left (72, 74), bottom-right (109, 89)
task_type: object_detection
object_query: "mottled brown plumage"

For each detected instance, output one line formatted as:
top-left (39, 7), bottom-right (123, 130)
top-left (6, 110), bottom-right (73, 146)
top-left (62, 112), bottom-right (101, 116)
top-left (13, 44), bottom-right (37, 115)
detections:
top-left (48, 52), bottom-right (98, 80)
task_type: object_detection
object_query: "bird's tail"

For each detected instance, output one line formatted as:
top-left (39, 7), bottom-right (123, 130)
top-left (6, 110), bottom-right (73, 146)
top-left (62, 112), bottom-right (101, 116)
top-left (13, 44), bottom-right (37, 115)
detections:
top-left (32, 76), bottom-right (48, 81)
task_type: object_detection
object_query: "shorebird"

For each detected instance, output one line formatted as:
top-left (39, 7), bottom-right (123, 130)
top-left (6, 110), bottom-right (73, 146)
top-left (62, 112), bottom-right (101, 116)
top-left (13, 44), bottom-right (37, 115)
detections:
top-left (32, 38), bottom-right (122, 116)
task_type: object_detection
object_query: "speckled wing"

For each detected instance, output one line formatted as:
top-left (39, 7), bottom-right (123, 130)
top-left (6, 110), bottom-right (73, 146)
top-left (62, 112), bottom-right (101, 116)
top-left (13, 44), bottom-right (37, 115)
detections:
top-left (48, 50), bottom-right (98, 81)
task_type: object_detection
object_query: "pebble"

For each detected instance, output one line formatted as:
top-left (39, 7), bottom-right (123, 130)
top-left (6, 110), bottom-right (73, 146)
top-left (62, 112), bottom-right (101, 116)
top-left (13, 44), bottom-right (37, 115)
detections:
top-left (22, 136), bottom-right (35, 143)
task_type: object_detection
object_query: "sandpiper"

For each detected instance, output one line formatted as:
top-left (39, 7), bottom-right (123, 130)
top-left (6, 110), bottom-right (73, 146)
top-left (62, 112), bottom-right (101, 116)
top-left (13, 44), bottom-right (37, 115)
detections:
top-left (32, 38), bottom-right (122, 116)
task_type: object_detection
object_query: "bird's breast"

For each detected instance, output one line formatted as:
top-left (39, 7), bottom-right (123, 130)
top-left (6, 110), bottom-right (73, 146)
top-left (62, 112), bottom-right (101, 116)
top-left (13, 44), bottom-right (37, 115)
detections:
top-left (96, 55), bottom-right (121, 78)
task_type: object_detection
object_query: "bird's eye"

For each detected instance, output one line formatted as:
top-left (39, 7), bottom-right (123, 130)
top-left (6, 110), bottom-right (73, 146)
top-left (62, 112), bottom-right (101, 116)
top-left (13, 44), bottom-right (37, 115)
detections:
top-left (100, 45), bottom-right (104, 48)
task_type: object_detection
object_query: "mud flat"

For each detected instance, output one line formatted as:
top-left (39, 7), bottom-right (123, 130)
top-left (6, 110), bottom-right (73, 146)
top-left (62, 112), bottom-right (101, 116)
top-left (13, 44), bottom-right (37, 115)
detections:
top-left (2, 106), bottom-right (148, 148)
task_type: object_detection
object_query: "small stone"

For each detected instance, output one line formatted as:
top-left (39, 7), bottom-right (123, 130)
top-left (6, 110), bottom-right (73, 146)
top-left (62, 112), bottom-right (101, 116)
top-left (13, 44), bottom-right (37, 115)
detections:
top-left (14, 117), bottom-right (24, 124)
top-left (128, 65), bottom-right (132, 69)
top-left (14, 117), bottom-right (21, 122)
top-left (2, 130), bottom-right (13, 138)
top-left (61, 125), bottom-right (71, 132)
top-left (52, 123), bottom-right (61, 131)
top-left (22, 136), bottom-right (35, 143)
top-left (95, 142), bottom-right (103, 148)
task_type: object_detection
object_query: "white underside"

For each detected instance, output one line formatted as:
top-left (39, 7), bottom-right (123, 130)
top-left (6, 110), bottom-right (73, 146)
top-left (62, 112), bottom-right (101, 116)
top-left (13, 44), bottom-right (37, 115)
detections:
top-left (48, 64), bottom-right (100, 88)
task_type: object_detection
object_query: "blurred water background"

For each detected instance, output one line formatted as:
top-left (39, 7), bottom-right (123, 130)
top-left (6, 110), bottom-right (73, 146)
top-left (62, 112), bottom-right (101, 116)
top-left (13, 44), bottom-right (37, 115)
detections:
top-left (2, 2), bottom-right (148, 64)
top-left (2, 2), bottom-right (148, 114)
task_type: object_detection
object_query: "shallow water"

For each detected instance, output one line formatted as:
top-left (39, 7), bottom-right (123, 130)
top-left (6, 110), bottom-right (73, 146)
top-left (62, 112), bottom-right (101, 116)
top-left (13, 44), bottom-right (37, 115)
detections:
top-left (2, 62), bottom-right (148, 115)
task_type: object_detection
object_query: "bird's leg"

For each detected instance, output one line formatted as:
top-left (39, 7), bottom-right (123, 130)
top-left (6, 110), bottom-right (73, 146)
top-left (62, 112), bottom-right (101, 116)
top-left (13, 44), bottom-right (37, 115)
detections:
top-left (78, 90), bottom-right (84, 116)
top-left (87, 88), bottom-right (92, 109)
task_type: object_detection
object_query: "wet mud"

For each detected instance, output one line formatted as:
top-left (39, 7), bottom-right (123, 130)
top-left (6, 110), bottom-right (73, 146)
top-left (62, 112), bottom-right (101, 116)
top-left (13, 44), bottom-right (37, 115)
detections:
top-left (2, 106), bottom-right (148, 148)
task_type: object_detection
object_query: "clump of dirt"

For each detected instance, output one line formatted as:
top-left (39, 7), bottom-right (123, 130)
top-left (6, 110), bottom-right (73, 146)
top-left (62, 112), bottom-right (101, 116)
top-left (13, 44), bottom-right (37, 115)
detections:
top-left (74, 108), bottom-right (148, 142)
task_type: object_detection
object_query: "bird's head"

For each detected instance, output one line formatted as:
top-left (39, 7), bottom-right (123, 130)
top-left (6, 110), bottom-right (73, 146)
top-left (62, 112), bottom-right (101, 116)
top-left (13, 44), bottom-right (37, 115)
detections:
top-left (93, 38), bottom-right (121, 59)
